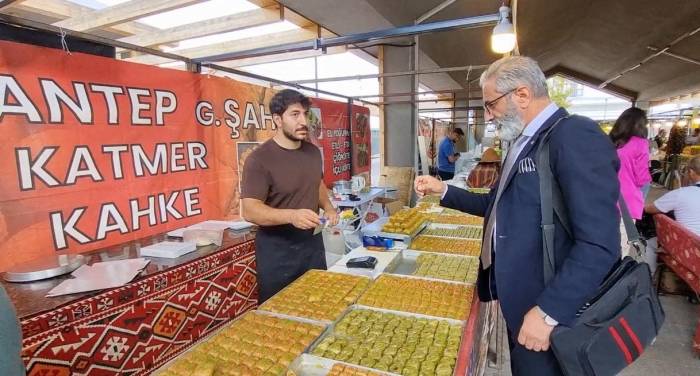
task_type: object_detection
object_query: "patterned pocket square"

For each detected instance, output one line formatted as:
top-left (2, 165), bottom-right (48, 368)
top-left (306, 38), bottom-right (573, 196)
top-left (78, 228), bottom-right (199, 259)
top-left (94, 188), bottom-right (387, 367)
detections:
top-left (518, 157), bottom-right (537, 174)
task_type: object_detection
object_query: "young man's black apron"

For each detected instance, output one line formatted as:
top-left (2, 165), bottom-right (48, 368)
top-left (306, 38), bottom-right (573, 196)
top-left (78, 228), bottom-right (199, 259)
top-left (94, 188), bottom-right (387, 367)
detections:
top-left (255, 224), bottom-right (326, 303)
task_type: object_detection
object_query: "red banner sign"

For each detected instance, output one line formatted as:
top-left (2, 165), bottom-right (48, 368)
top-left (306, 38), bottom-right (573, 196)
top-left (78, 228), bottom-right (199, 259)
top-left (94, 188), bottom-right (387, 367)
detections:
top-left (0, 41), bottom-right (370, 271)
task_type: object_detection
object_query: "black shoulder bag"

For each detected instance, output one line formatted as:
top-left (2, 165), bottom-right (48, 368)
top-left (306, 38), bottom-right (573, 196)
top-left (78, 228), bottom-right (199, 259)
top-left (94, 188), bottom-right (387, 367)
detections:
top-left (537, 118), bottom-right (665, 376)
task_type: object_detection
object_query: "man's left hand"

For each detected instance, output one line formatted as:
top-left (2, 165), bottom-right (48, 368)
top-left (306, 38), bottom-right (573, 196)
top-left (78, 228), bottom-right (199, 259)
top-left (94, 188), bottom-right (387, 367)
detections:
top-left (518, 307), bottom-right (555, 352)
top-left (325, 209), bottom-right (339, 227)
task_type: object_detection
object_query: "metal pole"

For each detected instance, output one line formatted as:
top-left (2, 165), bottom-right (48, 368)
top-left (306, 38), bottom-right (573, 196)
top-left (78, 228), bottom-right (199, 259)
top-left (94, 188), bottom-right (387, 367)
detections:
top-left (429, 116), bottom-right (472, 120)
top-left (431, 117), bottom-right (436, 170)
top-left (419, 106), bottom-right (483, 112)
top-left (348, 98), bottom-right (354, 177)
top-left (314, 56), bottom-right (319, 97)
top-left (375, 98), bottom-right (479, 105)
top-left (353, 88), bottom-right (479, 99)
top-left (413, 20), bottom-right (420, 177)
top-left (201, 63), bottom-right (379, 107)
top-left (193, 14), bottom-right (499, 63)
top-left (647, 46), bottom-right (700, 67)
top-left (0, 14), bottom-right (379, 108)
top-left (416, 0), bottom-right (457, 24)
top-left (291, 65), bottom-right (488, 84)
top-left (600, 25), bottom-right (700, 88)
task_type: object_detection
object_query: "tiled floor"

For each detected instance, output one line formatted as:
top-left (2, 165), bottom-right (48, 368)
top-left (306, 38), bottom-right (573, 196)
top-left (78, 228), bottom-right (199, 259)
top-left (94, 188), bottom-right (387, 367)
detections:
top-left (484, 295), bottom-right (700, 375)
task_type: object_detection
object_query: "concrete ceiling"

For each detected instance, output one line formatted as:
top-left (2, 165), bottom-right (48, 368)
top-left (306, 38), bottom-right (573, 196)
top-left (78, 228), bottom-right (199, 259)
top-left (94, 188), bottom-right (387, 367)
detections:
top-left (282, 0), bottom-right (700, 102)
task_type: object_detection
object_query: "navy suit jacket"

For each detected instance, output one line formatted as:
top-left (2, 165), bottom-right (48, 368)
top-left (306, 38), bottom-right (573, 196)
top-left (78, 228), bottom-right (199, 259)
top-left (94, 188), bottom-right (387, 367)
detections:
top-left (441, 108), bottom-right (621, 335)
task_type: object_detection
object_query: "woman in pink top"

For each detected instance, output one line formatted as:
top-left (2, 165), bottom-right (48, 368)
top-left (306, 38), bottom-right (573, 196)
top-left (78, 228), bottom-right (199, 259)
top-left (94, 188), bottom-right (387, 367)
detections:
top-left (609, 107), bottom-right (652, 220)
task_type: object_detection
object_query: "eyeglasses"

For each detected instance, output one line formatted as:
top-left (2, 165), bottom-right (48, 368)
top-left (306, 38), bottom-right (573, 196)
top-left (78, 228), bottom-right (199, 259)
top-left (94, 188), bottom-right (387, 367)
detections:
top-left (483, 88), bottom-right (516, 114)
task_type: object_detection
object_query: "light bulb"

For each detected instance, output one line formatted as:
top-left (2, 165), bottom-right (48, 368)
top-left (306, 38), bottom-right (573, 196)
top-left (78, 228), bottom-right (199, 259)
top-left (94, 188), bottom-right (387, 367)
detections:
top-left (491, 6), bottom-right (516, 54)
top-left (491, 32), bottom-right (517, 54)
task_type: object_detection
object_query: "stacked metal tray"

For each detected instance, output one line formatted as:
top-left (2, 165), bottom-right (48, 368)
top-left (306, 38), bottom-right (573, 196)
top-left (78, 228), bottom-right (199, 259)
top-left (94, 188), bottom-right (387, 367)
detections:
top-left (258, 269), bottom-right (372, 324)
top-left (153, 310), bottom-right (329, 376)
top-left (362, 216), bottom-right (429, 242)
top-left (305, 305), bottom-right (466, 376)
top-left (419, 224), bottom-right (483, 240)
top-left (289, 353), bottom-right (399, 376)
top-left (386, 249), bottom-right (479, 285)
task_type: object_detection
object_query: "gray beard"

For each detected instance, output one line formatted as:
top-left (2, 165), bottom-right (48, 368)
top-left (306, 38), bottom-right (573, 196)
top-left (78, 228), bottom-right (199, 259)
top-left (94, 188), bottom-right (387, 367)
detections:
top-left (495, 101), bottom-right (525, 142)
top-left (497, 118), bottom-right (524, 142)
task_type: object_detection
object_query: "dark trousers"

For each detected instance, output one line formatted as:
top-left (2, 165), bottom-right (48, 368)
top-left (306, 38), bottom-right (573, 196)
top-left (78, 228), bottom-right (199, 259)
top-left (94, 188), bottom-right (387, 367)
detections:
top-left (507, 328), bottom-right (564, 376)
top-left (438, 170), bottom-right (454, 180)
top-left (255, 227), bottom-right (327, 303)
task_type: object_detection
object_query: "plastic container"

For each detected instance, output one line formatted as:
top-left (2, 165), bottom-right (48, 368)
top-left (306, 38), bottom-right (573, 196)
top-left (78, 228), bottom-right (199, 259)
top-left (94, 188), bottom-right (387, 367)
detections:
top-left (182, 228), bottom-right (224, 246)
top-left (323, 228), bottom-right (346, 266)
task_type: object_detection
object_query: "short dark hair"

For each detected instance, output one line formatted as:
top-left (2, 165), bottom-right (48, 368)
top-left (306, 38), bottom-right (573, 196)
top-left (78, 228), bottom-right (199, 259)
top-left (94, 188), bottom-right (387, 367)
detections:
top-left (452, 128), bottom-right (465, 136)
top-left (610, 107), bottom-right (648, 147)
top-left (269, 89), bottom-right (311, 116)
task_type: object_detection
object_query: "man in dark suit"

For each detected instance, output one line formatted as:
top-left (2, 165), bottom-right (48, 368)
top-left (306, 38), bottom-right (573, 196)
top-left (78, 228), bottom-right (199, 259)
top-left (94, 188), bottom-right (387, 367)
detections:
top-left (415, 56), bottom-right (621, 375)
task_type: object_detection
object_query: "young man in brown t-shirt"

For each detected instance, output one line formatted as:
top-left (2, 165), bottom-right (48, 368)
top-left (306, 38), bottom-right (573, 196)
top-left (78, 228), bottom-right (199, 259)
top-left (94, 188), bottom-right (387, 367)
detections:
top-left (241, 89), bottom-right (338, 303)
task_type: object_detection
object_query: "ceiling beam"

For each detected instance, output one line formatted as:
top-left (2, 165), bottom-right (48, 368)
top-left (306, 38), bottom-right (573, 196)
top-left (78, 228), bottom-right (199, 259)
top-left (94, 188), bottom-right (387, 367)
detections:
top-left (247, 0), bottom-right (278, 7)
top-left (54, 0), bottom-right (207, 32)
top-left (2, 0), bottom-right (163, 37)
top-left (545, 65), bottom-right (638, 101)
top-left (118, 4), bottom-right (281, 47)
top-left (125, 26), bottom-right (319, 66)
top-left (281, 6), bottom-right (314, 28)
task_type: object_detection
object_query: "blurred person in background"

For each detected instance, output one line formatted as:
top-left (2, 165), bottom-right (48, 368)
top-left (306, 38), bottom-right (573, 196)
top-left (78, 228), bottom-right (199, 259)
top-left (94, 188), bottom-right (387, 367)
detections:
top-left (437, 128), bottom-right (465, 180)
top-left (666, 125), bottom-right (686, 158)
top-left (654, 128), bottom-right (667, 149)
top-left (645, 155), bottom-right (700, 236)
top-left (609, 107), bottom-right (652, 254)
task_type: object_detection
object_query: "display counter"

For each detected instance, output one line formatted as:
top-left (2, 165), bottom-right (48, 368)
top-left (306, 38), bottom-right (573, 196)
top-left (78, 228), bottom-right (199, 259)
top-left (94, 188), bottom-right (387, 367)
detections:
top-left (153, 204), bottom-right (493, 376)
top-left (3, 230), bottom-right (257, 376)
top-left (7, 204), bottom-right (494, 376)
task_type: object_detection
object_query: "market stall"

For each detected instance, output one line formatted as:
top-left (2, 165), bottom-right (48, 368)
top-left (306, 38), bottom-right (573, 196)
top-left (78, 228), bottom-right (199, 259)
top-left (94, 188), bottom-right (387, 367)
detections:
top-left (151, 197), bottom-right (493, 376)
top-left (0, 6), bottom-right (493, 376)
top-left (0, 38), bottom-right (374, 376)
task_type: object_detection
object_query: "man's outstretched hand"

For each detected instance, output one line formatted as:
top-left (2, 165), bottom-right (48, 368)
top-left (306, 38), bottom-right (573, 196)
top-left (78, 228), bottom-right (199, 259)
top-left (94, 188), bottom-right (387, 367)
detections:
top-left (414, 175), bottom-right (447, 198)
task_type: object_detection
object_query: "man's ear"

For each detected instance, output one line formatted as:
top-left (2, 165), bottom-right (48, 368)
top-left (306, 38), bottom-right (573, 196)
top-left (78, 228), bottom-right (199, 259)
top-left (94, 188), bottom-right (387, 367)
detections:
top-left (272, 113), bottom-right (282, 128)
top-left (513, 86), bottom-right (532, 109)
